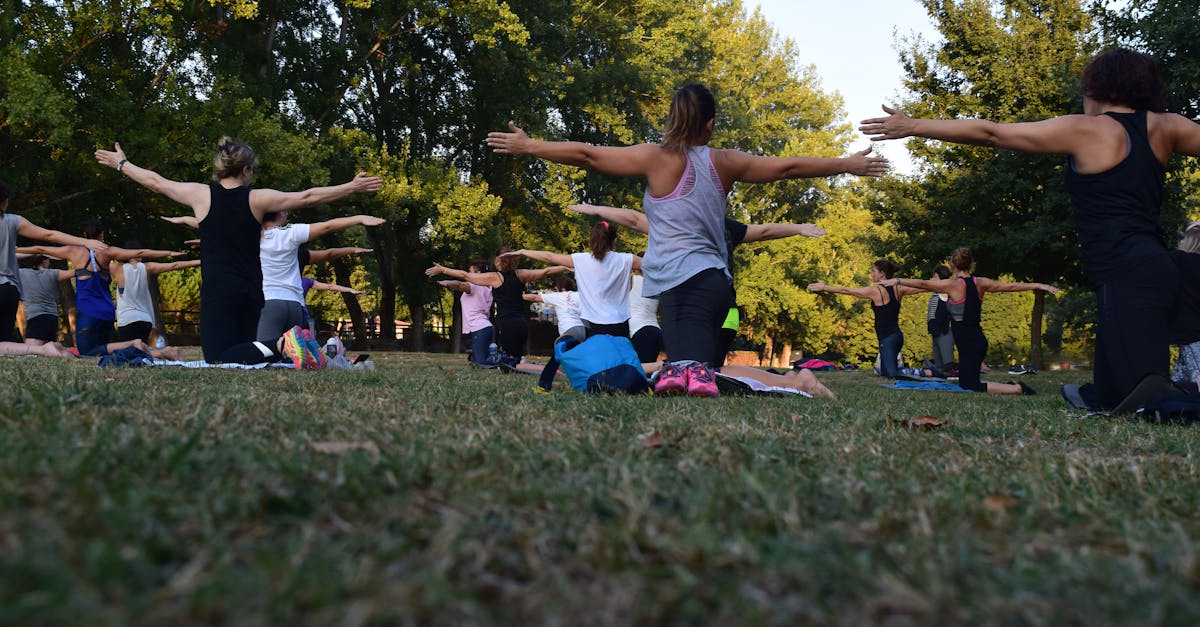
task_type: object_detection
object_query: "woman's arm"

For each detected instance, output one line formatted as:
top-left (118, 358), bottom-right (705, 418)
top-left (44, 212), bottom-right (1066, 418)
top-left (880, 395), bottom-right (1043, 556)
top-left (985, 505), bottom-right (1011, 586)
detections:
top-left (17, 219), bottom-right (107, 251)
top-left (310, 281), bottom-right (363, 296)
top-left (248, 173), bottom-right (383, 218)
top-left (425, 263), bottom-right (502, 288)
top-left (631, 255), bottom-right (642, 273)
top-left (306, 215), bottom-right (386, 240)
top-left (716, 147), bottom-right (888, 186)
top-left (16, 245), bottom-right (75, 259)
top-left (806, 280), bottom-right (877, 300)
top-left (103, 247), bottom-right (184, 263)
top-left (305, 247), bottom-right (372, 264)
top-left (1167, 113), bottom-right (1200, 157)
top-left (57, 269), bottom-right (75, 281)
top-left (743, 223), bottom-right (827, 242)
top-left (882, 277), bottom-right (962, 295)
top-left (487, 123), bottom-right (660, 178)
top-left (144, 259), bottom-right (201, 275)
top-left (438, 280), bottom-right (472, 294)
top-left (161, 215), bottom-right (199, 229)
top-left (517, 265), bottom-right (571, 282)
top-left (95, 143), bottom-right (210, 212)
top-left (975, 277), bottom-right (1060, 295)
top-left (860, 105), bottom-right (1100, 156)
top-left (504, 249), bottom-right (574, 268)
top-left (522, 293), bottom-right (544, 303)
top-left (568, 203), bottom-right (649, 233)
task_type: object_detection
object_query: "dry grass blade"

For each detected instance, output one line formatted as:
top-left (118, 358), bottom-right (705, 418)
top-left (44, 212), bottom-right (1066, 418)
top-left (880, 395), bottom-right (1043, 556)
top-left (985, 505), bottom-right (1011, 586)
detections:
top-left (311, 441), bottom-right (381, 455)
top-left (639, 430), bottom-right (666, 449)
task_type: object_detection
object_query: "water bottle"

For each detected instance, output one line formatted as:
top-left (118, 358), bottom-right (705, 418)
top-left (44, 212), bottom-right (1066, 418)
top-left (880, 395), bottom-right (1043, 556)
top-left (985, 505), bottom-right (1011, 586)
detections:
top-left (324, 337), bottom-right (339, 359)
top-left (154, 335), bottom-right (166, 349)
top-left (487, 342), bottom-right (499, 364)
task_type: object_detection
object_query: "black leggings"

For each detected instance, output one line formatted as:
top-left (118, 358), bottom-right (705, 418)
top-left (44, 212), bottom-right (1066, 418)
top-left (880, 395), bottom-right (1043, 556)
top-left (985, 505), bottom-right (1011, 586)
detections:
top-left (632, 326), bottom-right (664, 364)
top-left (0, 283), bottom-right (19, 342)
top-left (952, 323), bottom-right (988, 393)
top-left (201, 292), bottom-right (263, 363)
top-left (658, 268), bottom-right (733, 365)
top-left (218, 341), bottom-right (281, 365)
top-left (584, 319), bottom-right (629, 339)
top-left (494, 315), bottom-right (527, 359)
top-left (117, 321), bottom-right (154, 343)
top-left (1091, 255), bottom-right (1179, 408)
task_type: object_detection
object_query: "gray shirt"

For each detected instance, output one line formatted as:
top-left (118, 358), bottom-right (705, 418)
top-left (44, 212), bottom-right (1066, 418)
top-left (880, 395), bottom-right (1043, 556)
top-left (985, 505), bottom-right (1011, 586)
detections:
top-left (116, 262), bottom-right (155, 326)
top-left (19, 268), bottom-right (60, 319)
top-left (640, 146), bottom-right (730, 297)
top-left (0, 214), bottom-right (21, 296)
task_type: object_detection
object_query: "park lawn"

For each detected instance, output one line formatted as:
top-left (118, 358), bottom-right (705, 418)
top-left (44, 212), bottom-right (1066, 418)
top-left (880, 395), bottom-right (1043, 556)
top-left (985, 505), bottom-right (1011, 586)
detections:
top-left (1, 351), bottom-right (1198, 626)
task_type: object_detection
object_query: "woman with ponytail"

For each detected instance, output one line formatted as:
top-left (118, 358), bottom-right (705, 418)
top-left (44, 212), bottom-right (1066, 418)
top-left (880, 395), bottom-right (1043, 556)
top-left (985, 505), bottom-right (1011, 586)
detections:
top-left (95, 138), bottom-right (382, 362)
top-left (501, 221), bottom-right (640, 338)
top-left (488, 83), bottom-right (886, 396)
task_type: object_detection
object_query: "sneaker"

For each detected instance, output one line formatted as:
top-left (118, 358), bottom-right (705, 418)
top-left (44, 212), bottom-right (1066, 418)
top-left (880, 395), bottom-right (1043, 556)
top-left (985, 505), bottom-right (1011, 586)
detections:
top-left (300, 328), bottom-right (328, 369)
top-left (1112, 374), bottom-right (1185, 414)
top-left (279, 326), bottom-right (317, 370)
top-left (685, 363), bottom-right (719, 397)
top-left (654, 362), bottom-right (688, 396)
top-left (1016, 381), bottom-right (1036, 395)
top-left (1008, 364), bottom-right (1027, 375)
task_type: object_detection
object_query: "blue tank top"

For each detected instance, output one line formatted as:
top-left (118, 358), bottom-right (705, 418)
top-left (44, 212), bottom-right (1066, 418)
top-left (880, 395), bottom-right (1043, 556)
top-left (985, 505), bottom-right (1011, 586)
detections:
top-left (75, 249), bottom-right (116, 320)
top-left (1065, 111), bottom-right (1167, 286)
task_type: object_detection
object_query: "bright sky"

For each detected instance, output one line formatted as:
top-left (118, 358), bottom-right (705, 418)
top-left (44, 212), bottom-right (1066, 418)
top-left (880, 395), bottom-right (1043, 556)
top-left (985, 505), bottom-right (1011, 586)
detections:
top-left (752, 0), bottom-right (943, 174)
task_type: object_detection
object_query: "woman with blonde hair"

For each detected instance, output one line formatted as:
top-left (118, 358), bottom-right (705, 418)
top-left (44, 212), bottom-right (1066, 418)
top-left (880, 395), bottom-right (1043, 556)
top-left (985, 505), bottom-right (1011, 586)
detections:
top-left (488, 83), bottom-right (886, 396)
top-left (95, 138), bottom-right (382, 361)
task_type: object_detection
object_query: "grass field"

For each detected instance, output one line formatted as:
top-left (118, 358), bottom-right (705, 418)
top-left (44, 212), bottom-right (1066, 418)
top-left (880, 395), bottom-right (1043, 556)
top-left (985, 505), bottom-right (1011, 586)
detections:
top-left (2, 350), bottom-right (1198, 626)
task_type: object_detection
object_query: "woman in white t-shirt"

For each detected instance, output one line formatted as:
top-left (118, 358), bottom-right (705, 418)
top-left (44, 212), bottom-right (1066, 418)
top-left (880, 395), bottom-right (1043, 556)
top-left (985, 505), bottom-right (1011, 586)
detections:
top-left (256, 210), bottom-right (385, 343)
top-left (504, 221), bottom-right (641, 338)
top-left (524, 276), bottom-right (585, 342)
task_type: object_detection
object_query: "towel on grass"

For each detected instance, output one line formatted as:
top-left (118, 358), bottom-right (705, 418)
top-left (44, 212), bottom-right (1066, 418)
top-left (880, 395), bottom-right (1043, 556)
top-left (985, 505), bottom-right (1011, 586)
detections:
top-left (883, 380), bottom-right (972, 393)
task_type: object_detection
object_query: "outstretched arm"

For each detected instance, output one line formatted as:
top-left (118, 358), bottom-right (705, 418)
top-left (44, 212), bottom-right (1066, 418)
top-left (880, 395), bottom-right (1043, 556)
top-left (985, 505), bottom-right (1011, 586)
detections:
top-left (103, 247), bottom-right (185, 263)
top-left (16, 245), bottom-right (74, 259)
top-left (438, 280), bottom-right (473, 294)
top-left (17, 218), bottom-right (106, 251)
top-left (307, 215), bottom-right (386, 240)
top-left (95, 143), bottom-right (210, 212)
top-left (522, 293), bottom-right (545, 303)
top-left (806, 280), bottom-right (878, 300)
top-left (860, 105), bottom-right (1098, 156)
top-left (310, 281), bottom-right (363, 296)
top-left (568, 203), bottom-right (649, 234)
top-left (881, 276), bottom-right (960, 294)
top-left (305, 247), bottom-right (372, 264)
top-left (161, 215), bottom-right (199, 229)
top-left (486, 122), bottom-right (660, 178)
top-left (425, 263), bottom-right (502, 288)
top-left (503, 249), bottom-right (574, 268)
top-left (716, 147), bottom-right (888, 186)
top-left (976, 277), bottom-right (1060, 295)
top-left (248, 173), bottom-right (383, 219)
top-left (1167, 113), bottom-right (1200, 157)
top-left (144, 259), bottom-right (201, 275)
top-left (517, 265), bottom-right (571, 282)
top-left (743, 223), bottom-right (826, 242)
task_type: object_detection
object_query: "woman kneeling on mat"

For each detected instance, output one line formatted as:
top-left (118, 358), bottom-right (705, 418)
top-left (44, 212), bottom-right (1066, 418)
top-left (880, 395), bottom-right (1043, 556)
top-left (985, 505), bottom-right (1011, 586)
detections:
top-left (880, 247), bottom-right (1058, 395)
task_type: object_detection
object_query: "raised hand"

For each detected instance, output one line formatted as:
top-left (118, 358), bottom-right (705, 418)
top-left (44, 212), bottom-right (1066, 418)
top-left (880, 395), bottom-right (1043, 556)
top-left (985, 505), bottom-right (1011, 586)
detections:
top-left (844, 147), bottom-right (889, 177)
top-left (425, 263), bottom-right (447, 277)
top-left (485, 122), bottom-right (532, 154)
top-left (83, 239), bottom-right (109, 252)
top-left (807, 281), bottom-right (826, 292)
top-left (799, 224), bottom-right (827, 238)
top-left (94, 142), bottom-right (127, 169)
top-left (859, 105), bottom-right (914, 142)
top-left (351, 172), bottom-right (383, 193)
top-left (567, 203), bottom-right (596, 215)
top-left (359, 216), bottom-right (386, 227)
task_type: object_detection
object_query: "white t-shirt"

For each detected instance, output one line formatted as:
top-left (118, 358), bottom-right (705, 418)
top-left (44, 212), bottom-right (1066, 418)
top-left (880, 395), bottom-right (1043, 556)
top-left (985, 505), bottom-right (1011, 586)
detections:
top-left (260, 224), bottom-right (311, 303)
top-left (628, 274), bottom-right (659, 334)
top-left (570, 251), bottom-right (633, 324)
top-left (540, 291), bottom-right (583, 335)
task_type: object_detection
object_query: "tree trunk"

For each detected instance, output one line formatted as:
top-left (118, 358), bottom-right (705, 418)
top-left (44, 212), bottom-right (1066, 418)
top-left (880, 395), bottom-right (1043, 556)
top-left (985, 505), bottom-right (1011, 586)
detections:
top-left (1030, 290), bottom-right (1045, 369)
top-left (762, 336), bottom-right (774, 368)
top-left (331, 256), bottom-right (369, 350)
top-left (450, 293), bottom-right (462, 354)
top-left (368, 233), bottom-right (397, 345)
top-left (778, 341), bottom-right (793, 369)
top-left (59, 281), bottom-right (77, 347)
top-left (409, 303), bottom-right (425, 352)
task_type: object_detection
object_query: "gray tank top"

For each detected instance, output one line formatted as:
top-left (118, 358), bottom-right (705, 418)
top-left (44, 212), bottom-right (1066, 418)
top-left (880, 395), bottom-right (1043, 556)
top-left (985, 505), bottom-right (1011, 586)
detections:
top-left (19, 268), bottom-right (60, 318)
top-left (0, 214), bottom-right (22, 296)
top-left (640, 146), bottom-right (730, 297)
top-left (116, 262), bottom-right (155, 325)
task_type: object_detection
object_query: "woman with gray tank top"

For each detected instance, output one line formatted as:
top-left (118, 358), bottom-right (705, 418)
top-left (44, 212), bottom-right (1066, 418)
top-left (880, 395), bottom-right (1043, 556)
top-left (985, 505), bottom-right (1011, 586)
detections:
top-left (112, 243), bottom-right (201, 350)
top-left (488, 83), bottom-right (888, 396)
top-left (18, 254), bottom-right (73, 347)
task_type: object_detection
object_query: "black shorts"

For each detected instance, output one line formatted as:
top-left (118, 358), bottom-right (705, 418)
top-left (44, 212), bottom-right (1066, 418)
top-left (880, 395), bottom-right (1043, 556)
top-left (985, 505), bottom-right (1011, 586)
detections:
top-left (24, 314), bottom-right (59, 342)
top-left (117, 321), bottom-right (154, 343)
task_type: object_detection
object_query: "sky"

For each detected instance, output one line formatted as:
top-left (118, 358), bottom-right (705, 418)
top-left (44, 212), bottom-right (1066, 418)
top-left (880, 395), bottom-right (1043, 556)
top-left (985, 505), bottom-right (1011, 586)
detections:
top-left (751, 0), bottom-right (943, 174)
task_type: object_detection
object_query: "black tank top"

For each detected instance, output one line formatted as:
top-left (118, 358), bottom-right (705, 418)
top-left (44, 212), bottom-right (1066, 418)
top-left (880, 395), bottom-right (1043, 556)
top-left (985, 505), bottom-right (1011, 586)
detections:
top-left (199, 184), bottom-right (262, 299)
top-left (952, 276), bottom-right (982, 327)
top-left (491, 271), bottom-right (526, 319)
top-left (871, 285), bottom-right (900, 340)
top-left (1065, 110), bottom-right (1167, 286)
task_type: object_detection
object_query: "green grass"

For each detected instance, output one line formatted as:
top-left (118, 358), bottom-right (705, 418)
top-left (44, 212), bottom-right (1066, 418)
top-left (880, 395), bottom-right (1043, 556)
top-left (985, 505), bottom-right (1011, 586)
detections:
top-left (2, 351), bottom-right (1199, 626)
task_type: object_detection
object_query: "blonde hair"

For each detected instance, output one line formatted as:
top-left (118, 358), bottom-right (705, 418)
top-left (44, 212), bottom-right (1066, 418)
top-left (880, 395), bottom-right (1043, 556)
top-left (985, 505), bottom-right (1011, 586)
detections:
top-left (661, 84), bottom-right (716, 154)
top-left (212, 136), bottom-right (260, 181)
top-left (1179, 221), bottom-right (1200, 254)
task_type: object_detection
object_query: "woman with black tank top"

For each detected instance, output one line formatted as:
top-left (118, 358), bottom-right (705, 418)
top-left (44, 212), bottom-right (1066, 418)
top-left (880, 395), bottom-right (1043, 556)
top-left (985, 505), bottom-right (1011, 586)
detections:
top-left (808, 260), bottom-right (924, 378)
top-left (95, 138), bottom-right (382, 362)
top-left (863, 47), bottom-right (1200, 411)
top-left (426, 248), bottom-right (569, 364)
top-left (884, 247), bottom-right (1058, 395)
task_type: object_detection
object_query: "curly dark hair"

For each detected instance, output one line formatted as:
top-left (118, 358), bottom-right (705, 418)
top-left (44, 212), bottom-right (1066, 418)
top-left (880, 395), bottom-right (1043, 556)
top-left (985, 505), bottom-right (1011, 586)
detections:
top-left (1081, 48), bottom-right (1165, 112)
top-left (872, 259), bottom-right (899, 279)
